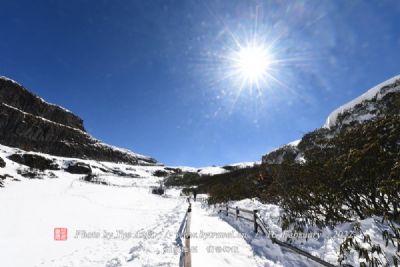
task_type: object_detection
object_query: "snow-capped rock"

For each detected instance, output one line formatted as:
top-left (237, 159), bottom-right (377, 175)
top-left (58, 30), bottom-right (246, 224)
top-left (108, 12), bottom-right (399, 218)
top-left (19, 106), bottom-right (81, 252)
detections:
top-left (262, 75), bottom-right (400, 165)
top-left (324, 74), bottom-right (400, 129)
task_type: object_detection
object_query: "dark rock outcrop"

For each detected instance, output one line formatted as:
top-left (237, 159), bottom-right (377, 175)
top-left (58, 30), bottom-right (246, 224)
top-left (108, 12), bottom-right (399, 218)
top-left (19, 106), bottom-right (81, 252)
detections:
top-left (17, 169), bottom-right (44, 179)
top-left (65, 162), bottom-right (92, 174)
top-left (0, 174), bottom-right (13, 180)
top-left (153, 170), bottom-right (169, 177)
top-left (8, 153), bottom-right (59, 171)
top-left (0, 156), bottom-right (5, 168)
top-left (0, 77), bottom-right (157, 165)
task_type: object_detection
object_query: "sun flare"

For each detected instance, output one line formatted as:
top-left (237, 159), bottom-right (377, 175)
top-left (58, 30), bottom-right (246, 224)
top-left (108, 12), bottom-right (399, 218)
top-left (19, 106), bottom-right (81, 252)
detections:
top-left (231, 41), bottom-right (273, 88)
top-left (236, 44), bottom-right (271, 82)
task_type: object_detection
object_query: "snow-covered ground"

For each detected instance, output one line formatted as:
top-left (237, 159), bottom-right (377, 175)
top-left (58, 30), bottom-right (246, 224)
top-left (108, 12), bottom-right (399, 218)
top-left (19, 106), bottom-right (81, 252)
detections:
top-left (0, 145), bottom-right (264, 267)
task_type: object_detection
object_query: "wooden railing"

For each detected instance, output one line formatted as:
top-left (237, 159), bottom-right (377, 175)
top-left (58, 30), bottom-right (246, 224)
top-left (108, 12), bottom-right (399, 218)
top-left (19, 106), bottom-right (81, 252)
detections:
top-left (219, 205), bottom-right (339, 267)
top-left (177, 202), bottom-right (192, 267)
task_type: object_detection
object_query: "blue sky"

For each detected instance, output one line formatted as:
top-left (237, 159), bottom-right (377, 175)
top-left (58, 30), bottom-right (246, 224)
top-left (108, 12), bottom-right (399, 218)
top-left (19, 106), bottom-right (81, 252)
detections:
top-left (0, 0), bottom-right (399, 167)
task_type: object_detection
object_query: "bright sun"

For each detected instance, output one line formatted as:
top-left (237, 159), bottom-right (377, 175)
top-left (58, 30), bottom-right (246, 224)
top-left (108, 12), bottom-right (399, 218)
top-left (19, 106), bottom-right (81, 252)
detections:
top-left (231, 42), bottom-right (273, 87)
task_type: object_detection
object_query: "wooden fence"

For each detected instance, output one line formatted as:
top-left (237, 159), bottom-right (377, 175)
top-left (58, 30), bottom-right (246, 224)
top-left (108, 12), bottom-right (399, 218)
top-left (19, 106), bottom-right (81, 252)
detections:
top-left (219, 205), bottom-right (340, 267)
top-left (178, 202), bottom-right (192, 267)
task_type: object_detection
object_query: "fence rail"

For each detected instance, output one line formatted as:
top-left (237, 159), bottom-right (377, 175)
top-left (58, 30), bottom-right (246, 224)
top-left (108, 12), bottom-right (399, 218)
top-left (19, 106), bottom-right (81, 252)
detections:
top-left (218, 205), bottom-right (338, 267)
top-left (178, 202), bottom-right (192, 267)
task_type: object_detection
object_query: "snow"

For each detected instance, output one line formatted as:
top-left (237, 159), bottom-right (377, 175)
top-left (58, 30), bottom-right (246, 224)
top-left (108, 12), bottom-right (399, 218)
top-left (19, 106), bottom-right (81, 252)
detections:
top-left (228, 161), bottom-right (261, 167)
top-left (0, 75), bottom-right (21, 85)
top-left (287, 139), bottom-right (301, 147)
top-left (196, 161), bottom-right (260, 175)
top-left (197, 166), bottom-right (228, 175)
top-left (324, 74), bottom-right (400, 128)
top-left (170, 161), bottom-right (259, 176)
top-left (190, 201), bottom-right (270, 267)
top-left (294, 153), bottom-right (306, 164)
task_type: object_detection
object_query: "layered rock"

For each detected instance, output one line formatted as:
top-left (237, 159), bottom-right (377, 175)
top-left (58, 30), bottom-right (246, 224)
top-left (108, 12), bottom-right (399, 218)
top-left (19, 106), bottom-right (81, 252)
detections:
top-left (0, 77), bottom-right (84, 130)
top-left (0, 76), bottom-right (157, 165)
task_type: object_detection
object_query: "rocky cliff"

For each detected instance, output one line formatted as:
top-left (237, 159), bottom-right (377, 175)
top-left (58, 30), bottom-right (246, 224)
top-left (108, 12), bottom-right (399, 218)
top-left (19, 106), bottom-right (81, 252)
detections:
top-left (0, 76), bottom-right (157, 165)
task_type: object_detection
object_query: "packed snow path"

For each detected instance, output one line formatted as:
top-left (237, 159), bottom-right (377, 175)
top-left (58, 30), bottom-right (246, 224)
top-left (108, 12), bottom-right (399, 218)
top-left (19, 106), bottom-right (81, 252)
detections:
top-left (189, 201), bottom-right (325, 267)
top-left (190, 201), bottom-right (278, 267)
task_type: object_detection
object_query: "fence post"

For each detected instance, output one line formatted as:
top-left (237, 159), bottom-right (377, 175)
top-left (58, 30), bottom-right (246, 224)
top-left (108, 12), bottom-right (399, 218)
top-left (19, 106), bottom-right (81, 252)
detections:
top-left (226, 205), bottom-right (228, 216)
top-left (253, 210), bottom-right (258, 233)
top-left (184, 203), bottom-right (192, 267)
top-left (236, 206), bottom-right (239, 219)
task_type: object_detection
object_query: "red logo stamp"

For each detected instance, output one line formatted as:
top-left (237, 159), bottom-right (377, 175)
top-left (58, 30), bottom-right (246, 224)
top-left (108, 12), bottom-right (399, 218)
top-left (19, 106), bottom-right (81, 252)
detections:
top-left (54, 228), bottom-right (68, 241)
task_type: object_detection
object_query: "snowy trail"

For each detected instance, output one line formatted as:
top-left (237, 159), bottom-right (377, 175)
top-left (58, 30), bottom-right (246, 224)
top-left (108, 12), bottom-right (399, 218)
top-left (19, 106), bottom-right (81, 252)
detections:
top-left (190, 201), bottom-right (274, 267)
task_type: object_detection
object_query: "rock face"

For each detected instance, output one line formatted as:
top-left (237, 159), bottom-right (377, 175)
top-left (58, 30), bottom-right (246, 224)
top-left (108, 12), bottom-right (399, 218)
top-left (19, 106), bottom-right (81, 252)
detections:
top-left (0, 77), bottom-right (157, 165)
top-left (0, 78), bottom-right (84, 131)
